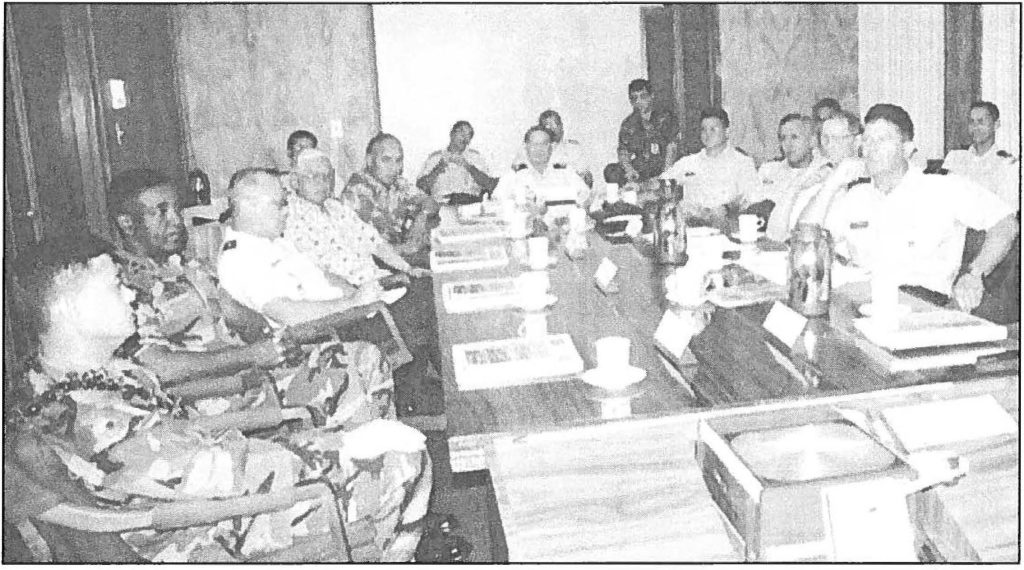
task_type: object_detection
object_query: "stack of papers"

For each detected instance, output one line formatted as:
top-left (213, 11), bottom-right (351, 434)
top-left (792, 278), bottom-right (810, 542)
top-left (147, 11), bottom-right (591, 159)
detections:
top-left (433, 223), bottom-right (506, 245)
top-left (451, 333), bottom-right (585, 391)
top-left (881, 395), bottom-right (1017, 451)
top-left (430, 245), bottom-right (509, 273)
top-left (441, 277), bottom-right (520, 314)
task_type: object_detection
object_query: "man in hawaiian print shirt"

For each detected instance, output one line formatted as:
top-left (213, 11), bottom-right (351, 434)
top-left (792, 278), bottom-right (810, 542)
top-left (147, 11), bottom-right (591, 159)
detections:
top-left (340, 133), bottom-right (441, 268)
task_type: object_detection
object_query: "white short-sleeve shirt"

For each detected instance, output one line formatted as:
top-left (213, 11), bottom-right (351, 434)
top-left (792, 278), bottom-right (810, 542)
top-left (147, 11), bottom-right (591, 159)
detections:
top-left (217, 227), bottom-right (348, 315)
top-left (824, 170), bottom-right (1013, 295)
top-left (418, 148), bottom-right (490, 199)
top-left (492, 161), bottom-right (590, 208)
top-left (943, 145), bottom-right (1020, 211)
top-left (660, 146), bottom-right (759, 210)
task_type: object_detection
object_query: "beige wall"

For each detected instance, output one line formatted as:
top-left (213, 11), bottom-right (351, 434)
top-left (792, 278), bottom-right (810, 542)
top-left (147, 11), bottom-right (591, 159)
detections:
top-left (173, 4), bottom-right (380, 197)
top-left (373, 5), bottom-right (647, 181)
top-left (719, 4), bottom-right (859, 166)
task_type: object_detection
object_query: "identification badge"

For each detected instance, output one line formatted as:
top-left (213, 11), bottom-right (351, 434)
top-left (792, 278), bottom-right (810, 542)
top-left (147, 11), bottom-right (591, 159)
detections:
top-left (650, 142), bottom-right (660, 155)
top-left (594, 258), bottom-right (619, 291)
top-left (850, 221), bottom-right (869, 230)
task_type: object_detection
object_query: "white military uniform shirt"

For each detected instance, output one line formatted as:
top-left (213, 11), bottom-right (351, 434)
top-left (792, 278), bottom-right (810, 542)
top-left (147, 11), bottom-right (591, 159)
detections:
top-left (513, 140), bottom-right (588, 180)
top-left (418, 148), bottom-right (491, 199)
top-left (660, 145), bottom-right (759, 210)
top-left (755, 155), bottom-right (832, 240)
top-left (493, 160), bottom-right (590, 210)
top-left (217, 227), bottom-right (348, 316)
top-left (943, 145), bottom-right (1020, 211)
top-left (824, 170), bottom-right (1013, 296)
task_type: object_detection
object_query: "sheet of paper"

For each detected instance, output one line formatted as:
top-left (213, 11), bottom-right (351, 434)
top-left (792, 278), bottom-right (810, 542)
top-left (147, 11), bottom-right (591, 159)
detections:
top-left (594, 257), bottom-right (619, 289)
top-left (822, 478), bottom-right (918, 562)
top-left (762, 302), bottom-right (808, 348)
top-left (655, 309), bottom-right (696, 360)
top-left (881, 394), bottom-right (1018, 451)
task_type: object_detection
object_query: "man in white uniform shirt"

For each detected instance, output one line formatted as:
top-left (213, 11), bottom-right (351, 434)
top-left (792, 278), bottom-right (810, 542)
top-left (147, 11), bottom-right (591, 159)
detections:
top-left (752, 114), bottom-right (831, 239)
top-left (416, 120), bottom-right (496, 201)
top-left (819, 104), bottom-right (1017, 312)
top-left (659, 107), bottom-right (759, 225)
top-left (513, 110), bottom-right (593, 188)
top-left (218, 167), bottom-right (379, 327)
top-left (943, 101), bottom-right (1020, 211)
top-left (493, 125), bottom-right (591, 214)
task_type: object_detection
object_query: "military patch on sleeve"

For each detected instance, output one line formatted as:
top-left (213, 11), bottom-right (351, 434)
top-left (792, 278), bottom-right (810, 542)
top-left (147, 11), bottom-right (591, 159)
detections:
top-left (222, 240), bottom-right (237, 251)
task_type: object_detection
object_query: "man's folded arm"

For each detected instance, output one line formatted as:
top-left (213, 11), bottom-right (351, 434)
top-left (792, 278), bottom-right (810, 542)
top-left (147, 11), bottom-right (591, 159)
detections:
top-left (261, 294), bottom-right (374, 328)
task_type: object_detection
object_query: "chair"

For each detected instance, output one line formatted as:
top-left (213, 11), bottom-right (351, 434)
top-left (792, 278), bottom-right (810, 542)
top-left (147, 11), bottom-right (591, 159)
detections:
top-left (4, 408), bottom-right (432, 562)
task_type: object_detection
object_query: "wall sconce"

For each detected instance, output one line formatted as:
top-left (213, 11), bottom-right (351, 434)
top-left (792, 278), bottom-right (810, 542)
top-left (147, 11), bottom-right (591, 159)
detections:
top-left (108, 78), bottom-right (127, 109)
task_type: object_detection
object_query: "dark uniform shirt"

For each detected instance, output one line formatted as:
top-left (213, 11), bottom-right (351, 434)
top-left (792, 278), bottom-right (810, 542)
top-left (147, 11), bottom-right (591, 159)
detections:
top-left (617, 108), bottom-right (680, 180)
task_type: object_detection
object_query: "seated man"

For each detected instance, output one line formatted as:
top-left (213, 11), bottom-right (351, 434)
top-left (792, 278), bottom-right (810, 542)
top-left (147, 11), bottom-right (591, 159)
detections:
top-left (513, 110), bottom-right (593, 188)
top-left (341, 133), bottom-right (440, 267)
top-left (943, 101), bottom-right (1019, 211)
top-left (817, 104), bottom-right (1018, 313)
top-left (106, 169), bottom-right (283, 385)
top-left (218, 167), bottom-right (380, 327)
top-left (752, 114), bottom-right (833, 239)
top-left (493, 125), bottom-right (591, 215)
top-left (658, 106), bottom-right (759, 226)
top-left (286, 148), bottom-right (428, 287)
top-left (286, 129), bottom-right (318, 170)
top-left (416, 120), bottom-right (496, 201)
top-left (604, 79), bottom-right (679, 185)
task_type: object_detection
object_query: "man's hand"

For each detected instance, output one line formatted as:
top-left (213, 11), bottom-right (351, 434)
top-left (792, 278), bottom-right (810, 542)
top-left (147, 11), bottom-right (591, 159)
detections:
top-left (952, 271), bottom-right (985, 312)
top-left (343, 419), bottom-right (427, 460)
top-left (446, 153), bottom-right (470, 169)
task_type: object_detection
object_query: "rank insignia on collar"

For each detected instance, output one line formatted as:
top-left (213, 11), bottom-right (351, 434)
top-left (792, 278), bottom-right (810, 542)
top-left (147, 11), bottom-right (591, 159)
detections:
top-left (222, 240), bottom-right (237, 251)
top-left (553, 163), bottom-right (567, 169)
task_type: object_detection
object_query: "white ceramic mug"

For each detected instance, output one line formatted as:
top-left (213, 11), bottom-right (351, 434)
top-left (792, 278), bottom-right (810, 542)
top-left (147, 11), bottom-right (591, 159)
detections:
top-left (518, 271), bottom-right (550, 299)
top-left (738, 214), bottom-right (765, 239)
top-left (517, 312), bottom-right (548, 337)
top-left (595, 336), bottom-right (631, 369)
top-left (527, 236), bottom-right (550, 269)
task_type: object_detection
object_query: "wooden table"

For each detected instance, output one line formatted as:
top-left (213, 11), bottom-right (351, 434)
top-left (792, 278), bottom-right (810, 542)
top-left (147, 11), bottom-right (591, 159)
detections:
top-left (434, 228), bottom-right (699, 472)
top-left (487, 374), bottom-right (1019, 562)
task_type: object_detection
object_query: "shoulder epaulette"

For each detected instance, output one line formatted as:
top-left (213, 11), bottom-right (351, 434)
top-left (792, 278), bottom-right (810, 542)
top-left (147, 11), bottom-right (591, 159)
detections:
top-left (846, 177), bottom-right (872, 190)
top-left (222, 240), bottom-right (237, 252)
top-left (734, 147), bottom-right (750, 157)
top-left (512, 163), bottom-right (528, 172)
top-left (553, 163), bottom-right (567, 169)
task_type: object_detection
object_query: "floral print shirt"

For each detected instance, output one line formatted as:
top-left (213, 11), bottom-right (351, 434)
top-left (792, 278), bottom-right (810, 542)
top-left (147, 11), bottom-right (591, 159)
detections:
top-left (284, 196), bottom-right (383, 287)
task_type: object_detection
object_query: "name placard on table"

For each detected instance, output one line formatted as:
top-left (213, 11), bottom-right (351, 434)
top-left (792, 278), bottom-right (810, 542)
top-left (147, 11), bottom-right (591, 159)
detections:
top-left (441, 276), bottom-right (520, 314)
top-left (430, 245), bottom-right (509, 273)
top-left (594, 257), bottom-right (619, 293)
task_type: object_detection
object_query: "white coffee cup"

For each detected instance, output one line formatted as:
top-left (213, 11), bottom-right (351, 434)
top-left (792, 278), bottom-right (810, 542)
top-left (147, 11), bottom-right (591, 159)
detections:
top-left (517, 271), bottom-right (550, 299)
top-left (738, 214), bottom-right (764, 239)
top-left (622, 189), bottom-right (639, 205)
top-left (605, 183), bottom-right (620, 204)
top-left (595, 336), bottom-right (631, 369)
top-left (870, 272), bottom-right (901, 327)
top-left (509, 210), bottom-right (531, 239)
top-left (517, 312), bottom-right (548, 337)
top-left (527, 236), bottom-right (550, 269)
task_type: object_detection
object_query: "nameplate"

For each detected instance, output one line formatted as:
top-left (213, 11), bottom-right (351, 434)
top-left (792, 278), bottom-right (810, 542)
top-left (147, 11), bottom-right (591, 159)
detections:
top-left (654, 309), bottom-right (695, 361)
top-left (763, 302), bottom-right (807, 348)
top-left (594, 258), bottom-right (619, 293)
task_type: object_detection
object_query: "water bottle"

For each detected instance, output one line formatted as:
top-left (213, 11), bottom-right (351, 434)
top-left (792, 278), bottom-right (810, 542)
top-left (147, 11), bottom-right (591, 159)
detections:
top-left (653, 180), bottom-right (687, 265)
top-left (787, 223), bottom-right (833, 317)
top-left (189, 168), bottom-right (211, 206)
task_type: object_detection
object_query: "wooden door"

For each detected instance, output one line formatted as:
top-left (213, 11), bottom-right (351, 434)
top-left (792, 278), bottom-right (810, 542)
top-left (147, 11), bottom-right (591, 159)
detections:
top-left (89, 4), bottom-right (188, 197)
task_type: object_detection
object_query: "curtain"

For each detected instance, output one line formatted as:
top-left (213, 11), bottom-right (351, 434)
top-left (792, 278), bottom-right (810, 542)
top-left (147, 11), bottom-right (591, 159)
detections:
top-left (982, 4), bottom-right (1021, 154)
top-left (858, 5), bottom-right (945, 160)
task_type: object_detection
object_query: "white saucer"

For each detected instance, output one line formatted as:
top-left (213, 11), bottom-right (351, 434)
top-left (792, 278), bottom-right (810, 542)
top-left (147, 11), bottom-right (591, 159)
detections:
top-left (580, 365), bottom-right (647, 391)
top-left (516, 293), bottom-right (558, 312)
top-left (858, 302), bottom-right (912, 318)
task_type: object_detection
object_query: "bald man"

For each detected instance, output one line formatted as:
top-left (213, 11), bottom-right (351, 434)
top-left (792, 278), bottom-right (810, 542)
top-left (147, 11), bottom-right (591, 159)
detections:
top-left (218, 167), bottom-right (379, 327)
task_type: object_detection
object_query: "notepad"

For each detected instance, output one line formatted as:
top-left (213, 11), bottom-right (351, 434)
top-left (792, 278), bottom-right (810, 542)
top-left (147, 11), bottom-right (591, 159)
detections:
top-left (880, 395), bottom-right (1018, 451)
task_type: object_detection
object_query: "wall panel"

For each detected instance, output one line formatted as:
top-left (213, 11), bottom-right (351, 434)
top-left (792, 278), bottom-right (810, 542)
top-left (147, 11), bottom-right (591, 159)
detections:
top-left (719, 4), bottom-right (858, 165)
top-left (173, 5), bottom-right (380, 196)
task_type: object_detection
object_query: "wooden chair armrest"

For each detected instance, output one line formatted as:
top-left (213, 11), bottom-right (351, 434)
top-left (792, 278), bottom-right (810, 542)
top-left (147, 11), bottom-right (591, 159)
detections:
top-left (187, 405), bottom-right (309, 433)
top-left (36, 482), bottom-right (333, 533)
top-left (283, 302), bottom-right (385, 344)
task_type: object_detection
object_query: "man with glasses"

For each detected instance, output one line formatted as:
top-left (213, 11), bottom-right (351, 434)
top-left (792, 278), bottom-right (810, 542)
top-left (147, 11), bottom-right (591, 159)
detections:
top-left (604, 79), bottom-right (679, 186)
top-left (811, 104), bottom-right (1018, 313)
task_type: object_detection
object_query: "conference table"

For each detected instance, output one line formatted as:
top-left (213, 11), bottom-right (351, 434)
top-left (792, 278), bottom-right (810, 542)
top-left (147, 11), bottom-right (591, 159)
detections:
top-left (429, 207), bottom-right (1019, 562)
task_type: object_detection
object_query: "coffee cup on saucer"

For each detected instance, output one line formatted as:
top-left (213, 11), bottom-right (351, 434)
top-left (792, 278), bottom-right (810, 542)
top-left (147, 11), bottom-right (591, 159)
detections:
top-left (581, 336), bottom-right (646, 391)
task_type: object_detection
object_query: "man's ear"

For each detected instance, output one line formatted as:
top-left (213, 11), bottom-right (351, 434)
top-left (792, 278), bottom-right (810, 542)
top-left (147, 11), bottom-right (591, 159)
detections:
top-left (115, 213), bottom-right (136, 239)
top-left (901, 141), bottom-right (916, 159)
